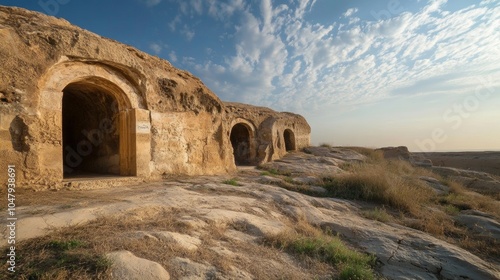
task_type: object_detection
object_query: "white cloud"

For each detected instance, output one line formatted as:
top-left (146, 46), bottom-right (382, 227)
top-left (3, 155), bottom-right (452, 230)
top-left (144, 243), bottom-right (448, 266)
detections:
top-left (182, 56), bottom-right (196, 66)
top-left (207, 0), bottom-right (246, 20)
top-left (149, 43), bottom-right (162, 55)
top-left (294, 0), bottom-right (317, 18)
top-left (169, 51), bottom-right (178, 62)
top-left (181, 25), bottom-right (195, 41)
top-left (184, 0), bottom-right (499, 114)
top-left (168, 15), bottom-right (181, 31)
top-left (343, 8), bottom-right (358, 17)
top-left (190, 0), bottom-right (203, 14)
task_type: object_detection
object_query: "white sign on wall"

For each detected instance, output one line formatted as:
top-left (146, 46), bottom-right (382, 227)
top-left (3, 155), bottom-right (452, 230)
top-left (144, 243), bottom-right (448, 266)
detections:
top-left (136, 122), bottom-right (151, 133)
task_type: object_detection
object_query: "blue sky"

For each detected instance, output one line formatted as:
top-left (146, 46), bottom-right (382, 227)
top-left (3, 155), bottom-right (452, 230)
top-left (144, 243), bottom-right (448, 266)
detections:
top-left (2, 0), bottom-right (499, 151)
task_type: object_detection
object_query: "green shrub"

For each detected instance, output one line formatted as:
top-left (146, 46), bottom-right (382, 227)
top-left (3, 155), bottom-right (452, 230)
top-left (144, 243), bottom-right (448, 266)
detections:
top-left (266, 230), bottom-right (376, 279)
top-left (443, 204), bottom-right (460, 216)
top-left (362, 207), bottom-right (392, 222)
top-left (48, 239), bottom-right (85, 251)
top-left (339, 263), bottom-right (376, 280)
top-left (222, 178), bottom-right (241, 186)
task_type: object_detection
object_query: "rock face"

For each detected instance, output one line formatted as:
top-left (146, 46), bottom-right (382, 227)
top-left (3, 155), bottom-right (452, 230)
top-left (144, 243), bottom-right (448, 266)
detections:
top-left (455, 210), bottom-right (500, 239)
top-left (106, 250), bottom-right (170, 280)
top-left (225, 102), bottom-right (310, 165)
top-left (377, 146), bottom-right (412, 160)
top-left (431, 166), bottom-right (500, 197)
top-left (0, 6), bottom-right (310, 189)
top-left (419, 176), bottom-right (449, 195)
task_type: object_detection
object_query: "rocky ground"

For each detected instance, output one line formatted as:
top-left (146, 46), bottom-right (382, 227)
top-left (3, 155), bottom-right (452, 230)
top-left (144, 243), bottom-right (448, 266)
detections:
top-left (1, 147), bottom-right (499, 280)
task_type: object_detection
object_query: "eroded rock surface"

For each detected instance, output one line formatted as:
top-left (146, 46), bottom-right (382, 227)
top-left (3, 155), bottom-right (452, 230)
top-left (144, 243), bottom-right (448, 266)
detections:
top-left (2, 150), bottom-right (499, 279)
top-left (431, 166), bottom-right (500, 196)
top-left (455, 211), bottom-right (500, 239)
top-left (106, 250), bottom-right (170, 280)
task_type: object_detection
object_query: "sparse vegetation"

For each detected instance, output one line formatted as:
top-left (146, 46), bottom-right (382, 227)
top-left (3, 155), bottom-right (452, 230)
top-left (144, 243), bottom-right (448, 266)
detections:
top-left (438, 179), bottom-right (500, 217)
top-left (344, 146), bottom-right (385, 163)
top-left (321, 159), bottom-right (434, 215)
top-left (362, 207), bottom-right (392, 223)
top-left (222, 178), bottom-right (241, 186)
top-left (260, 168), bottom-right (281, 176)
top-left (443, 204), bottom-right (460, 216)
top-left (5, 207), bottom-right (366, 280)
top-left (320, 143), bottom-right (333, 148)
top-left (264, 219), bottom-right (376, 279)
top-left (4, 237), bottom-right (110, 280)
top-left (267, 146), bottom-right (499, 262)
top-left (4, 145), bottom-right (499, 279)
top-left (258, 165), bottom-right (292, 176)
top-left (48, 239), bottom-right (86, 250)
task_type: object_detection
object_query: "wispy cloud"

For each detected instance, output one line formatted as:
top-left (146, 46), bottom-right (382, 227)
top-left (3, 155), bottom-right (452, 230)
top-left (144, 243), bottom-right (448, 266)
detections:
top-left (168, 15), bottom-right (181, 31)
top-left (169, 51), bottom-right (178, 62)
top-left (149, 43), bottom-right (162, 55)
top-left (181, 25), bottom-right (195, 41)
top-left (189, 0), bottom-right (499, 113)
top-left (343, 8), bottom-right (358, 17)
top-left (190, 0), bottom-right (203, 15)
top-left (207, 0), bottom-right (246, 20)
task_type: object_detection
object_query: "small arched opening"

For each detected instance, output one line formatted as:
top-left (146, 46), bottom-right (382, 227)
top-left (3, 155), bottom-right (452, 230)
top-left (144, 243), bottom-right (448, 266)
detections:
top-left (230, 123), bottom-right (252, 165)
top-left (284, 129), bottom-right (296, 151)
top-left (62, 81), bottom-right (123, 178)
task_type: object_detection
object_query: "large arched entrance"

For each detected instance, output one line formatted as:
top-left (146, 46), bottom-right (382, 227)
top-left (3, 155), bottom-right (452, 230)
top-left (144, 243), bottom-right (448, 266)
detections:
top-left (62, 81), bottom-right (121, 177)
top-left (284, 129), bottom-right (296, 151)
top-left (230, 123), bottom-right (251, 165)
top-left (37, 61), bottom-right (152, 184)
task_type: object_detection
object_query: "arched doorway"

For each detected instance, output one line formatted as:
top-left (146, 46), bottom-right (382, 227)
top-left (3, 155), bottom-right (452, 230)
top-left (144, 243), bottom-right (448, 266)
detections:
top-left (37, 61), bottom-right (151, 184)
top-left (62, 81), bottom-right (122, 178)
top-left (284, 129), bottom-right (295, 151)
top-left (230, 123), bottom-right (251, 165)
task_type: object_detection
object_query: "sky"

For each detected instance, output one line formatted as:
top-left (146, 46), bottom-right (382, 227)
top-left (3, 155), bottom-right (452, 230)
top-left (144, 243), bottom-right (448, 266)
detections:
top-left (2, 0), bottom-right (499, 152)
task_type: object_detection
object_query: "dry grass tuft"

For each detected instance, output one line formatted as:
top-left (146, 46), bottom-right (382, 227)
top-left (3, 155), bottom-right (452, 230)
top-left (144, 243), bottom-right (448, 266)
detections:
top-left (297, 146), bottom-right (500, 262)
top-left (323, 159), bottom-right (434, 215)
top-left (362, 207), bottom-right (392, 223)
top-left (1, 207), bottom-right (192, 280)
top-left (439, 179), bottom-right (500, 218)
top-left (345, 146), bottom-right (385, 163)
top-left (263, 219), bottom-right (377, 280)
top-left (3, 206), bottom-right (346, 280)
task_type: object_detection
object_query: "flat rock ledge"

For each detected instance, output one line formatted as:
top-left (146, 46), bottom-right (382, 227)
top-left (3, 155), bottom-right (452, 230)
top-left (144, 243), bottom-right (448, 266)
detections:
top-left (106, 250), bottom-right (170, 280)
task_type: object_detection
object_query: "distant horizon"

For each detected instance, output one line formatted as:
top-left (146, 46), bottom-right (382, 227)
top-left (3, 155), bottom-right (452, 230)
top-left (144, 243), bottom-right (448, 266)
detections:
top-left (309, 142), bottom-right (500, 153)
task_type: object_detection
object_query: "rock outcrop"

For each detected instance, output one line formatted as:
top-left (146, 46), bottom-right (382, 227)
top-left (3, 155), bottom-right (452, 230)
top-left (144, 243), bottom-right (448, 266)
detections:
top-left (224, 102), bottom-right (310, 165)
top-left (106, 250), bottom-right (170, 280)
top-left (6, 150), bottom-right (499, 279)
top-left (377, 146), bottom-right (412, 160)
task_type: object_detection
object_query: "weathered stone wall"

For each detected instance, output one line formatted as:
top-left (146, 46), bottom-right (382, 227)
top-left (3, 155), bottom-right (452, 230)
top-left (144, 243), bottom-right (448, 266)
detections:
top-left (0, 6), bottom-right (311, 189)
top-left (224, 102), bottom-right (311, 165)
